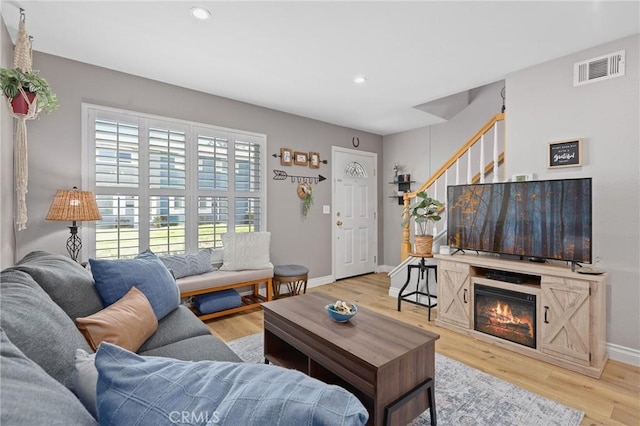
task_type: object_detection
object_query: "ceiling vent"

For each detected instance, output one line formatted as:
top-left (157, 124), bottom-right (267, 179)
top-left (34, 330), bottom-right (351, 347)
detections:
top-left (573, 50), bottom-right (625, 87)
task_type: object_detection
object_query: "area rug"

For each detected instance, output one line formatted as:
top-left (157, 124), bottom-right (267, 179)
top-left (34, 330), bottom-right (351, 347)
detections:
top-left (227, 333), bottom-right (584, 426)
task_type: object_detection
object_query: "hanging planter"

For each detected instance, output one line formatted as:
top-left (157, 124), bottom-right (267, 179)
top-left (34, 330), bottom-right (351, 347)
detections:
top-left (297, 182), bottom-right (313, 217)
top-left (0, 9), bottom-right (59, 231)
top-left (0, 68), bottom-right (58, 116)
top-left (10, 90), bottom-right (36, 115)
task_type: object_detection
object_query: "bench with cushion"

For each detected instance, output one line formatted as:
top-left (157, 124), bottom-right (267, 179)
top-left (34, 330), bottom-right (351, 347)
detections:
top-left (177, 268), bottom-right (273, 320)
top-left (160, 232), bottom-right (274, 320)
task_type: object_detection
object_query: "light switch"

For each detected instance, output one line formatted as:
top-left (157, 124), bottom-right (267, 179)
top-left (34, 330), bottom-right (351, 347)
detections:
top-left (323, 205), bottom-right (330, 214)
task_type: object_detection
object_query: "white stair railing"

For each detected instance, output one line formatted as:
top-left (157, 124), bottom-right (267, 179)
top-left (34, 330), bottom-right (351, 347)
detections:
top-left (401, 112), bottom-right (506, 261)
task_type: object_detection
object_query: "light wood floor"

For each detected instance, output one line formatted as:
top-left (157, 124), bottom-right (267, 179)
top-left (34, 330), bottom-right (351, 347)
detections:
top-left (204, 273), bottom-right (640, 426)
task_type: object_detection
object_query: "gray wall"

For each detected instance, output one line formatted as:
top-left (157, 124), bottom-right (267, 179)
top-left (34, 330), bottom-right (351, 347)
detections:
top-left (506, 34), bottom-right (640, 351)
top-left (7, 52), bottom-right (383, 278)
top-left (383, 35), bottom-right (639, 353)
top-left (1, 17), bottom-right (15, 268)
top-left (383, 81), bottom-right (504, 266)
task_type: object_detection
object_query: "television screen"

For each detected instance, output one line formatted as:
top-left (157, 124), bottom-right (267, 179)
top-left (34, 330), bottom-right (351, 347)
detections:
top-left (447, 178), bottom-right (592, 263)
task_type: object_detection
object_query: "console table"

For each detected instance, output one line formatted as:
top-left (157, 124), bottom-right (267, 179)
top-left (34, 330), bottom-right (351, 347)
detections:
top-left (263, 292), bottom-right (440, 425)
top-left (435, 254), bottom-right (608, 378)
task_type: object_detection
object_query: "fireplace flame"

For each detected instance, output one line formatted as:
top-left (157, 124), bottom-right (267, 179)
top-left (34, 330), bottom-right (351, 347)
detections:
top-left (491, 302), bottom-right (522, 325)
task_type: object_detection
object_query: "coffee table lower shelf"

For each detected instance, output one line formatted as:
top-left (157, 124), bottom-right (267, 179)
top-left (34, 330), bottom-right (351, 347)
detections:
top-left (264, 326), bottom-right (437, 426)
top-left (264, 329), bottom-right (376, 417)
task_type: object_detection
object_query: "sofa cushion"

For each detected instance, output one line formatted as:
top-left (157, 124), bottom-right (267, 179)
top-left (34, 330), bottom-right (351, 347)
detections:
top-left (220, 231), bottom-right (273, 271)
top-left (89, 250), bottom-right (179, 320)
top-left (14, 250), bottom-right (103, 319)
top-left (0, 269), bottom-right (93, 388)
top-left (95, 342), bottom-right (368, 426)
top-left (0, 330), bottom-right (97, 425)
top-left (176, 268), bottom-right (273, 294)
top-left (138, 334), bottom-right (242, 362)
top-left (159, 249), bottom-right (214, 279)
top-left (71, 349), bottom-right (98, 419)
top-left (138, 305), bottom-right (212, 353)
top-left (76, 287), bottom-right (158, 352)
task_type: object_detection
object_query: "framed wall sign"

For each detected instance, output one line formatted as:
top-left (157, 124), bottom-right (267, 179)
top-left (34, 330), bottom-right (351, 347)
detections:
top-left (309, 152), bottom-right (320, 168)
top-left (294, 151), bottom-right (308, 166)
top-left (280, 148), bottom-right (293, 166)
top-left (548, 139), bottom-right (583, 168)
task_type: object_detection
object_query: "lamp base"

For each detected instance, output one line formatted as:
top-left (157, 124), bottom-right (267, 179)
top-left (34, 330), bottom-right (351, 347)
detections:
top-left (66, 225), bottom-right (82, 262)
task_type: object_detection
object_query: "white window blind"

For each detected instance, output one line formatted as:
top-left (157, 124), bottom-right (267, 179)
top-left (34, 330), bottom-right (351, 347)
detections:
top-left (198, 196), bottom-right (228, 248)
top-left (95, 119), bottom-right (139, 187)
top-left (198, 135), bottom-right (228, 191)
top-left (83, 104), bottom-right (267, 259)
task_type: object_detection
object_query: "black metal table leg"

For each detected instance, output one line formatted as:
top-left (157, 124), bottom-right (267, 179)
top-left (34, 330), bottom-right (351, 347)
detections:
top-left (398, 256), bottom-right (438, 320)
top-left (383, 377), bottom-right (436, 426)
top-left (397, 264), bottom-right (416, 311)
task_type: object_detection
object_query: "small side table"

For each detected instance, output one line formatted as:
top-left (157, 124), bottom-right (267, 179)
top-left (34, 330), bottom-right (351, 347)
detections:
top-left (397, 253), bottom-right (438, 321)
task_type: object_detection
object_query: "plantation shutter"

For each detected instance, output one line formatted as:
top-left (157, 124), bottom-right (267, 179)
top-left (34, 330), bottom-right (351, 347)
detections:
top-left (95, 118), bottom-right (139, 187)
top-left (85, 104), bottom-right (266, 259)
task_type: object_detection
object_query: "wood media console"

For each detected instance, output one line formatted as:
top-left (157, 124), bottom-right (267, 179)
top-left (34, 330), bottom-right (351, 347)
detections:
top-left (434, 254), bottom-right (608, 378)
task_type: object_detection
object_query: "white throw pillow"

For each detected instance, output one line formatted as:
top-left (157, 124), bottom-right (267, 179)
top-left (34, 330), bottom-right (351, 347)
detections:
top-left (71, 349), bottom-right (98, 419)
top-left (220, 232), bottom-right (273, 271)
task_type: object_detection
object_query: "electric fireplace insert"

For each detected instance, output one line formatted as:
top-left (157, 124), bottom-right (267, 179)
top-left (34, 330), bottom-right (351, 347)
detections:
top-left (474, 284), bottom-right (536, 349)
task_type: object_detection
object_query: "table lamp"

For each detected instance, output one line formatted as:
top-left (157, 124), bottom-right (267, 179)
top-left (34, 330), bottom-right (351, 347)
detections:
top-left (46, 186), bottom-right (102, 262)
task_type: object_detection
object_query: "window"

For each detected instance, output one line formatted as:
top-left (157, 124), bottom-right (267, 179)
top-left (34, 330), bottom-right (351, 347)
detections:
top-left (84, 105), bottom-right (266, 259)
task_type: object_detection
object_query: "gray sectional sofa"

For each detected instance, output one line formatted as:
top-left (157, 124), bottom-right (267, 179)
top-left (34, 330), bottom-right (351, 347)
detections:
top-left (0, 251), bottom-right (241, 424)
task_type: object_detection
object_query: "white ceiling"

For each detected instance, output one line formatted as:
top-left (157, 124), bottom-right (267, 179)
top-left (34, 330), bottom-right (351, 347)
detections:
top-left (2, 1), bottom-right (639, 135)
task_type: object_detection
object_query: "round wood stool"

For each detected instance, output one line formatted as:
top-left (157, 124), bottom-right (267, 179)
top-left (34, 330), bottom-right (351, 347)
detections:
top-left (273, 264), bottom-right (309, 299)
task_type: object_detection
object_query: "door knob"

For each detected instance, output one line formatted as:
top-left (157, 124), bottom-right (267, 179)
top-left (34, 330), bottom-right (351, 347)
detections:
top-left (336, 220), bottom-right (343, 226)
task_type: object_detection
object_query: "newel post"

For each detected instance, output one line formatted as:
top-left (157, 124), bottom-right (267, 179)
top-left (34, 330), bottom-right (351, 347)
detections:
top-left (401, 194), bottom-right (412, 261)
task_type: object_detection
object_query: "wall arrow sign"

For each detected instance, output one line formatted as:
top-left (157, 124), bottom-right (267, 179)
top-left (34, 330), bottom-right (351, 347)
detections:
top-left (273, 170), bottom-right (326, 184)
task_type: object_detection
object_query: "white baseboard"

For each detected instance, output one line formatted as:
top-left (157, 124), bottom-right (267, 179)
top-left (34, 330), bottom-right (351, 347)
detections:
top-left (307, 275), bottom-right (335, 289)
top-left (387, 291), bottom-right (640, 367)
top-left (607, 342), bottom-right (640, 367)
top-left (376, 265), bottom-right (394, 273)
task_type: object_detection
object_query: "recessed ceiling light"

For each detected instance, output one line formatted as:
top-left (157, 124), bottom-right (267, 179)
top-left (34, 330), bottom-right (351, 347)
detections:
top-left (353, 75), bottom-right (367, 84)
top-left (190, 6), bottom-right (211, 20)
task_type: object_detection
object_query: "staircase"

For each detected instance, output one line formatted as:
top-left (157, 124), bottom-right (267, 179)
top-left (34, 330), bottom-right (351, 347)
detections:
top-left (401, 112), bottom-right (506, 260)
top-left (388, 112), bottom-right (505, 296)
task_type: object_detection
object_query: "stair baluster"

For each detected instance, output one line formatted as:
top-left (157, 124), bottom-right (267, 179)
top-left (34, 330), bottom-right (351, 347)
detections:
top-left (400, 112), bottom-right (505, 261)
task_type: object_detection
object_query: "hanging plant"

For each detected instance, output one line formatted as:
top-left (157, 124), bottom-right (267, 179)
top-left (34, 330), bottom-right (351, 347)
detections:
top-left (2, 9), bottom-right (60, 231)
top-left (297, 183), bottom-right (313, 217)
top-left (0, 68), bottom-right (59, 115)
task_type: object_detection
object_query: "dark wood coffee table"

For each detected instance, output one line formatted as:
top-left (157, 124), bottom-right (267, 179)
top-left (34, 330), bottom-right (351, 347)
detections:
top-left (262, 292), bottom-right (440, 426)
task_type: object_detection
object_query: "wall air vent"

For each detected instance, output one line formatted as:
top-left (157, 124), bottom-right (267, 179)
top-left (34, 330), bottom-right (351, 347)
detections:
top-left (574, 50), bottom-right (625, 87)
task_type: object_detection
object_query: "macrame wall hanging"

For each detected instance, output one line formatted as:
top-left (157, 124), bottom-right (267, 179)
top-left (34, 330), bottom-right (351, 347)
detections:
top-left (11, 11), bottom-right (36, 231)
top-left (2, 9), bottom-right (57, 230)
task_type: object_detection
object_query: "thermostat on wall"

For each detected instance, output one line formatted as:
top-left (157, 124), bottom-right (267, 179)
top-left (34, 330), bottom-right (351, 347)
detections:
top-left (511, 173), bottom-right (533, 182)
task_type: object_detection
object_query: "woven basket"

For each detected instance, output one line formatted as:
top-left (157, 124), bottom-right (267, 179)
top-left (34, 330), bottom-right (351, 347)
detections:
top-left (414, 235), bottom-right (434, 256)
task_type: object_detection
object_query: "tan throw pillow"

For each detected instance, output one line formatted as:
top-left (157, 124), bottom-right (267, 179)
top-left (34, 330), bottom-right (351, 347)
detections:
top-left (76, 286), bottom-right (158, 352)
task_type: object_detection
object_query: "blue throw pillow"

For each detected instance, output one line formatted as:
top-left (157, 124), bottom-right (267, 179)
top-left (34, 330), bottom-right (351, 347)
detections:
top-left (158, 249), bottom-right (214, 279)
top-left (89, 251), bottom-right (179, 320)
top-left (95, 342), bottom-right (368, 426)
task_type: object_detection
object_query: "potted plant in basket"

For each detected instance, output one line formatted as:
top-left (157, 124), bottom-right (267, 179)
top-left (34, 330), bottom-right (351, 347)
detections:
top-left (401, 191), bottom-right (443, 255)
top-left (0, 68), bottom-right (58, 116)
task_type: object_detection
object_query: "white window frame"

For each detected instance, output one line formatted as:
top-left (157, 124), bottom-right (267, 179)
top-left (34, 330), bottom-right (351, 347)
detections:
top-left (81, 103), bottom-right (268, 258)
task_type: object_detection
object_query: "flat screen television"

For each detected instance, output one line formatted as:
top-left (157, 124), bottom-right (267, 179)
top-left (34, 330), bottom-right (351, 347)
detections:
top-left (447, 178), bottom-right (592, 264)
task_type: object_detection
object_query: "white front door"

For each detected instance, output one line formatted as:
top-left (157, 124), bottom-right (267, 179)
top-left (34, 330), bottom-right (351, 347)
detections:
top-left (332, 147), bottom-right (377, 280)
